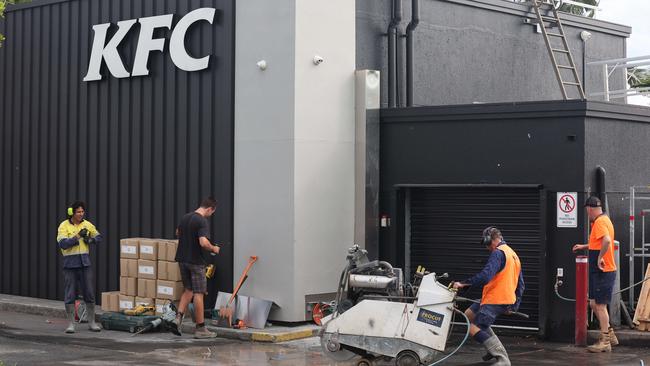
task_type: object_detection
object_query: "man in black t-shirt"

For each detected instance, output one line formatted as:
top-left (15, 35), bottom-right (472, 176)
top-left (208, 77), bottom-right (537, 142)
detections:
top-left (173, 197), bottom-right (221, 339)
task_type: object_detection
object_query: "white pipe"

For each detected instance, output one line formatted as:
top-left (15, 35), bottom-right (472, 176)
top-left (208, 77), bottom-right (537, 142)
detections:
top-left (588, 55), bottom-right (650, 67)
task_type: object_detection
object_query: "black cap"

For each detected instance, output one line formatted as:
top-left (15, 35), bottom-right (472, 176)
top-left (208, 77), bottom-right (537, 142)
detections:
top-left (584, 196), bottom-right (602, 207)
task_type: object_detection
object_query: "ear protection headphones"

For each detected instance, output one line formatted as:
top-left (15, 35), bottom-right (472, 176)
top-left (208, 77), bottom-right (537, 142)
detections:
top-left (482, 226), bottom-right (497, 246)
top-left (67, 207), bottom-right (74, 216)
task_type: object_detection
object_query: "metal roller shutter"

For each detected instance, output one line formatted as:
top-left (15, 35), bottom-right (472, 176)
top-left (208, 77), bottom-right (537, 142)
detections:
top-left (408, 186), bottom-right (542, 329)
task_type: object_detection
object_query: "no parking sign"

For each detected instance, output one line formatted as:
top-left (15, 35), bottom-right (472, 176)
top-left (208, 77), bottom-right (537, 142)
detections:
top-left (557, 192), bottom-right (578, 228)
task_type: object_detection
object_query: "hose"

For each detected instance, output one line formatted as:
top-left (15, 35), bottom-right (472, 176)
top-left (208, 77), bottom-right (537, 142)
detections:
top-left (427, 308), bottom-right (471, 366)
top-left (616, 276), bottom-right (650, 295)
top-left (554, 280), bottom-right (576, 302)
top-left (554, 275), bottom-right (650, 303)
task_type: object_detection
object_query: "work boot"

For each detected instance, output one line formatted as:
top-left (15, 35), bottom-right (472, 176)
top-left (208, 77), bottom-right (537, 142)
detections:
top-left (86, 303), bottom-right (101, 332)
top-left (64, 304), bottom-right (76, 334)
top-left (609, 327), bottom-right (619, 346)
top-left (587, 331), bottom-right (611, 353)
top-left (172, 313), bottom-right (184, 334)
top-left (193, 326), bottom-right (217, 339)
top-left (483, 334), bottom-right (511, 366)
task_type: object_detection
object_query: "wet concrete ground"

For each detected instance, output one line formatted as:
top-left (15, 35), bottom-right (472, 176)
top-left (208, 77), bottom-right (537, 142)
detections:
top-left (1, 310), bottom-right (650, 365)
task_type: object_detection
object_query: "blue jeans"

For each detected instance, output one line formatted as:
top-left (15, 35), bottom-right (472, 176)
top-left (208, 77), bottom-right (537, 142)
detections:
top-left (469, 302), bottom-right (510, 331)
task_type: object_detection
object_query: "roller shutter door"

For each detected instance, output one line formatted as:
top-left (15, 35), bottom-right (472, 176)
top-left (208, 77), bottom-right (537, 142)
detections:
top-left (408, 186), bottom-right (542, 329)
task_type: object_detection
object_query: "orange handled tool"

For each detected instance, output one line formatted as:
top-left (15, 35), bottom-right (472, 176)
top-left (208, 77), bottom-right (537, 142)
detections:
top-left (219, 256), bottom-right (258, 326)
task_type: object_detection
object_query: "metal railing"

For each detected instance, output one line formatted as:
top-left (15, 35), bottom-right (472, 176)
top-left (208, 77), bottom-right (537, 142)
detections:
top-left (587, 55), bottom-right (650, 101)
top-left (511, 0), bottom-right (600, 13)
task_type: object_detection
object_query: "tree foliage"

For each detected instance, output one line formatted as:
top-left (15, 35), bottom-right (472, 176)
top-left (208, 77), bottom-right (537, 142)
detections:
top-left (629, 68), bottom-right (650, 89)
top-left (1, 0), bottom-right (31, 47)
top-left (559, 0), bottom-right (599, 18)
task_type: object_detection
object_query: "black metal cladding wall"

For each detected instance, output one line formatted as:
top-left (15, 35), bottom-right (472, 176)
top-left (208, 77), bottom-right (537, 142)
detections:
top-left (0, 0), bottom-right (235, 306)
top-left (408, 187), bottom-right (542, 329)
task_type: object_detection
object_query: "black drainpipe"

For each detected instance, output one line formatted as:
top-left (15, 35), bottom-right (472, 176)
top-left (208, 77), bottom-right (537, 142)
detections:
top-left (406, 0), bottom-right (420, 107)
top-left (387, 0), bottom-right (402, 108)
top-left (596, 166), bottom-right (608, 213)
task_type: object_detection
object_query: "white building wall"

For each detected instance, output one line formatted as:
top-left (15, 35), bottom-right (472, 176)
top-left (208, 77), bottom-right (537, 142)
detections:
top-left (235, 0), bottom-right (355, 321)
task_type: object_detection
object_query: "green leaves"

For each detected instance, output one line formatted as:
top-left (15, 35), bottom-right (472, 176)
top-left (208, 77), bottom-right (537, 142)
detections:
top-left (559, 0), bottom-right (600, 18)
top-left (628, 68), bottom-right (650, 88)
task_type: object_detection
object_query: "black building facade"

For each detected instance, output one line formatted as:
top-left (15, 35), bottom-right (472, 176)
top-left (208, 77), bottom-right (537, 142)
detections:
top-left (378, 100), bottom-right (650, 340)
top-left (0, 0), bottom-right (235, 308)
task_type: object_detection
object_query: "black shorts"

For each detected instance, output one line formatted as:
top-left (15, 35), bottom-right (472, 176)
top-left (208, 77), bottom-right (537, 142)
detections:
top-left (179, 263), bottom-right (207, 294)
top-left (468, 303), bottom-right (510, 331)
top-left (589, 271), bottom-right (616, 305)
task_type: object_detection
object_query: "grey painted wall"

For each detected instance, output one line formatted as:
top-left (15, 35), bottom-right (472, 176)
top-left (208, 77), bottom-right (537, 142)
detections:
top-left (584, 105), bottom-right (650, 311)
top-left (357, 0), bottom-right (630, 107)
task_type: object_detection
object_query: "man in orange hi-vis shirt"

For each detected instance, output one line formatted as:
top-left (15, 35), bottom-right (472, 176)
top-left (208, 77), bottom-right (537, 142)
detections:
top-left (573, 196), bottom-right (618, 353)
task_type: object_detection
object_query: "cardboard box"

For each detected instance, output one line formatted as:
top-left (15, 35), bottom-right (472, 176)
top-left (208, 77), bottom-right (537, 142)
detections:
top-left (138, 259), bottom-right (157, 279)
top-left (168, 240), bottom-right (178, 260)
top-left (120, 238), bottom-right (139, 259)
top-left (120, 259), bottom-right (138, 278)
top-left (119, 277), bottom-right (137, 296)
top-left (156, 280), bottom-right (184, 300)
top-left (158, 261), bottom-right (182, 281)
top-left (101, 291), bottom-right (120, 312)
top-left (119, 295), bottom-right (135, 311)
top-left (158, 240), bottom-right (179, 261)
top-left (155, 298), bottom-right (179, 316)
top-left (138, 278), bottom-right (157, 299)
top-left (134, 297), bottom-right (154, 306)
top-left (139, 239), bottom-right (158, 261)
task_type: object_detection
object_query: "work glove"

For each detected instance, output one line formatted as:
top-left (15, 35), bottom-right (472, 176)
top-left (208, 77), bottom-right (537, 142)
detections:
top-left (86, 237), bottom-right (96, 245)
top-left (78, 228), bottom-right (90, 239)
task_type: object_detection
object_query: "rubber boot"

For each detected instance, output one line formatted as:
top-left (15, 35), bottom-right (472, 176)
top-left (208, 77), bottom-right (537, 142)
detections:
top-left (482, 328), bottom-right (497, 361)
top-left (609, 327), bottom-right (619, 346)
top-left (64, 304), bottom-right (76, 334)
top-left (86, 303), bottom-right (102, 332)
top-left (587, 331), bottom-right (611, 353)
top-left (483, 334), bottom-right (511, 366)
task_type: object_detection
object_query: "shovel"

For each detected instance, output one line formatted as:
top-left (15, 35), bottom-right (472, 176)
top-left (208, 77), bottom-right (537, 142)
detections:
top-left (218, 256), bottom-right (257, 327)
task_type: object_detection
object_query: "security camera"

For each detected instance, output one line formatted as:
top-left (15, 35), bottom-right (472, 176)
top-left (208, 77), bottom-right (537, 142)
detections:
top-left (313, 55), bottom-right (324, 65)
top-left (580, 31), bottom-right (592, 42)
top-left (256, 60), bottom-right (267, 70)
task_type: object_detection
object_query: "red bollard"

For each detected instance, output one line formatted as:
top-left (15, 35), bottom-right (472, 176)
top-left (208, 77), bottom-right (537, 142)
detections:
top-left (575, 255), bottom-right (588, 346)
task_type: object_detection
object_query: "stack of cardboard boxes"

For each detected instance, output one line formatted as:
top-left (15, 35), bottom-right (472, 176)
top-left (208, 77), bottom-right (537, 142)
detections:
top-left (101, 238), bottom-right (184, 315)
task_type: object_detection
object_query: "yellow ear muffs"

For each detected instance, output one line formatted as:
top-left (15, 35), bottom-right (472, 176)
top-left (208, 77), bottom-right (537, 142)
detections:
top-left (67, 207), bottom-right (73, 216)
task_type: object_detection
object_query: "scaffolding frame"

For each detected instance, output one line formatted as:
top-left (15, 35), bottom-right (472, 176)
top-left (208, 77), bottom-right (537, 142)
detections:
top-left (628, 186), bottom-right (650, 307)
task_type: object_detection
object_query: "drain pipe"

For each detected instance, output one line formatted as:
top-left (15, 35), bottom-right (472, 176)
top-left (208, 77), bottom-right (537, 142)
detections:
top-left (406, 0), bottom-right (420, 107)
top-left (596, 166), bottom-right (608, 212)
top-left (387, 0), bottom-right (402, 108)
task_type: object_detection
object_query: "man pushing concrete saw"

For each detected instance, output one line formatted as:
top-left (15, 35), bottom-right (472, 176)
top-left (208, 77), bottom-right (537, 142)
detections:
top-left (452, 226), bottom-right (525, 366)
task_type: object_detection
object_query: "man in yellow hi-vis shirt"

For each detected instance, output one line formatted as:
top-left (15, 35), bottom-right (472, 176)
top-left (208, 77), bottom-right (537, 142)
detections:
top-left (57, 201), bottom-right (103, 333)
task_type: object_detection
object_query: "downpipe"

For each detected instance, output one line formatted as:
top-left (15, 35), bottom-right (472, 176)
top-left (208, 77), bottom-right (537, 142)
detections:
top-left (406, 0), bottom-right (420, 106)
top-left (387, 0), bottom-right (402, 108)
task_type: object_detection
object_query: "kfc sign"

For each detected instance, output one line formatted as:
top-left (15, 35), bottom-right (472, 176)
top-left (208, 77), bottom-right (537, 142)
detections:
top-left (83, 8), bottom-right (215, 82)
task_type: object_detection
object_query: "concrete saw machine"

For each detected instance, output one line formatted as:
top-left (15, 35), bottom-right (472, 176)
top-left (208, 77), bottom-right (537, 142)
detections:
top-left (320, 245), bottom-right (468, 366)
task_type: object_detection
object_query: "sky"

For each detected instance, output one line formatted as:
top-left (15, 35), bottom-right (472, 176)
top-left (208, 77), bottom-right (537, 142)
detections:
top-left (595, 0), bottom-right (650, 105)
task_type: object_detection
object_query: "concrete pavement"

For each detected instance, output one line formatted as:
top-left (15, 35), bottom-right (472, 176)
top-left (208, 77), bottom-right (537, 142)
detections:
top-left (0, 293), bottom-right (319, 343)
top-left (2, 310), bottom-right (650, 365)
top-left (3, 293), bottom-right (650, 365)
